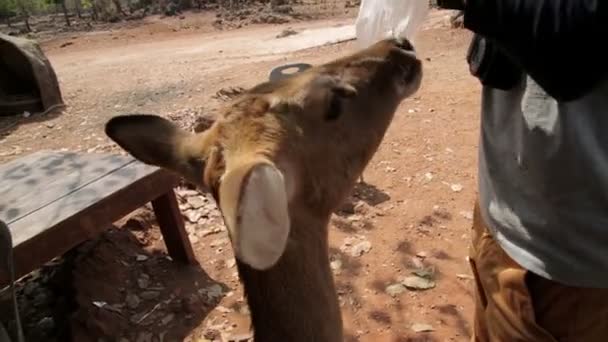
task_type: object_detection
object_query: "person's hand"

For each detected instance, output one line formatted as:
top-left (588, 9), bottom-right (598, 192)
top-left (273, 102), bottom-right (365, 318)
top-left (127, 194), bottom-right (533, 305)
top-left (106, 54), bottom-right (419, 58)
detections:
top-left (436, 0), bottom-right (465, 10)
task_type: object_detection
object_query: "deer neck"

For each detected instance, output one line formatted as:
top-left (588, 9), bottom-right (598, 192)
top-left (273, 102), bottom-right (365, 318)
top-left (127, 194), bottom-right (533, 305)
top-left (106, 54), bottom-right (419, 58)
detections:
top-left (235, 211), bottom-right (342, 342)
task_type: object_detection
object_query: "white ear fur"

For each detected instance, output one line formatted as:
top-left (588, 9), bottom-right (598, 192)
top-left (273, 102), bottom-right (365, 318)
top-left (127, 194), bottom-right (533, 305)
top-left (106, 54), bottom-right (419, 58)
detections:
top-left (221, 163), bottom-right (290, 270)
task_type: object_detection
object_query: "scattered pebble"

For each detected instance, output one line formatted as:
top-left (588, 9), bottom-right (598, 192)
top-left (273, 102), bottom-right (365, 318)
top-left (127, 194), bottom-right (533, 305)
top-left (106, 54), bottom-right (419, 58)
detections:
top-left (411, 323), bottom-right (434, 333)
top-left (187, 196), bottom-right (206, 209)
top-left (330, 259), bottom-right (342, 274)
top-left (138, 275), bottom-right (150, 289)
top-left (160, 313), bottom-right (175, 326)
top-left (385, 283), bottom-right (407, 297)
top-left (402, 275), bottom-right (436, 290)
top-left (136, 254), bottom-right (149, 262)
top-left (126, 293), bottom-right (141, 309)
top-left (456, 274), bottom-right (474, 280)
top-left (460, 211), bottom-right (474, 220)
top-left (350, 240), bottom-right (372, 257)
top-left (451, 183), bottom-right (463, 192)
top-left (140, 291), bottom-right (161, 300)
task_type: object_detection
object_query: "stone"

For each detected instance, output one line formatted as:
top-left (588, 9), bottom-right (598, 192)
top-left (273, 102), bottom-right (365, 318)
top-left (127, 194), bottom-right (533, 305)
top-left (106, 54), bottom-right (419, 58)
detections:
top-left (402, 276), bottom-right (436, 291)
top-left (385, 283), bottom-right (407, 297)
top-left (330, 259), bottom-right (342, 274)
top-left (135, 332), bottom-right (153, 342)
top-left (460, 211), bottom-right (474, 220)
top-left (451, 183), bottom-right (463, 192)
top-left (140, 291), bottom-right (161, 300)
top-left (138, 276), bottom-right (150, 289)
top-left (351, 240), bottom-right (372, 257)
top-left (37, 316), bottom-right (55, 331)
top-left (185, 210), bottom-right (202, 223)
top-left (204, 284), bottom-right (223, 300)
top-left (126, 293), bottom-right (141, 309)
top-left (411, 323), bottom-right (434, 333)
top-left (187, 196), bottom-right (207, 209)
top-left (160, 313), bottom-right (175, 326)
top-left (136, 254), bottom-right (149, 262)
top-left (23, 282), bottom-right (38, 296)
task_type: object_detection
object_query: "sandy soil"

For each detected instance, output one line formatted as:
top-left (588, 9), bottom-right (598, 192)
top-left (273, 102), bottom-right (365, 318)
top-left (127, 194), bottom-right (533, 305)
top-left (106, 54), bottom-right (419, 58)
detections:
top-left (0, 8), bottom-right (482, 342)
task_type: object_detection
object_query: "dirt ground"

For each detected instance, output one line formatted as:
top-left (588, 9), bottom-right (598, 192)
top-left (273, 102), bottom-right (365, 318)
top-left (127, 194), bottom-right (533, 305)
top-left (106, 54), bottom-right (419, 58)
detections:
top-left (0, 8), bottom-right (482, 342)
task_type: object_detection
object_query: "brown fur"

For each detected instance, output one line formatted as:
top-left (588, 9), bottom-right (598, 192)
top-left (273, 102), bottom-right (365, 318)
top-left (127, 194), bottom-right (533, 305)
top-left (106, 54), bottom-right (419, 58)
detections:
top-left (105, 38), bottom-right (422, 342)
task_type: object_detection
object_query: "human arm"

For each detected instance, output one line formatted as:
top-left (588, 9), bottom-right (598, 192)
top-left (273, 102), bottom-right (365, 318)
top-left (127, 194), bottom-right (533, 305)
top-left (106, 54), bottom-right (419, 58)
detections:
top-left (439, 0), bottom-right (608, 101)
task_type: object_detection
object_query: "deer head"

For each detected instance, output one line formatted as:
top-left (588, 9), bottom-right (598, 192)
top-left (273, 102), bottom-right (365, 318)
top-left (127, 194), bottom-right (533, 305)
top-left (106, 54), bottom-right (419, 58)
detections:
top-left (105, 38), bottom-right (421, 272)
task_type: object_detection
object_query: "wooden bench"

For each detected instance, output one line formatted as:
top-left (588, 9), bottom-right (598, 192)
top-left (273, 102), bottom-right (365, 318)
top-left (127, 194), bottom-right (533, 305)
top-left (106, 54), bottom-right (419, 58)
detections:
top-left (0, 150), bottom-right (197, 286)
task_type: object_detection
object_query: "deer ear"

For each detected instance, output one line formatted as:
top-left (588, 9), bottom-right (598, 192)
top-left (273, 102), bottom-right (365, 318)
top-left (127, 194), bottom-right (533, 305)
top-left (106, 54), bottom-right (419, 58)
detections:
top-left (219, 161), bottom-right (290, 270)
top-left (105, 114), bottom-right (209, 185)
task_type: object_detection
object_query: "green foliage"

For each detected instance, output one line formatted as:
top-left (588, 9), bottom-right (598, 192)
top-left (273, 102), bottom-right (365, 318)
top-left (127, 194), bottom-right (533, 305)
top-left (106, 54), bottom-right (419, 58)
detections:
top-left (0, 0), bottom-right (18, 18)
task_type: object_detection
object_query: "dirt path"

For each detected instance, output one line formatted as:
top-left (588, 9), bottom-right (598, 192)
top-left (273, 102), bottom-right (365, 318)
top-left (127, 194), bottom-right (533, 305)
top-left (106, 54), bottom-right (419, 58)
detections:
top-left (0, 9), bottom-right (482, 342)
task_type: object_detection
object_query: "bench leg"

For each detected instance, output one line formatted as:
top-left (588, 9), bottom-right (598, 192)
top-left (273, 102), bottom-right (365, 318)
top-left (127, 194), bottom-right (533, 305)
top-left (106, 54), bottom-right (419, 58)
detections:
top-left (151, 190), bottom-right (197, 265)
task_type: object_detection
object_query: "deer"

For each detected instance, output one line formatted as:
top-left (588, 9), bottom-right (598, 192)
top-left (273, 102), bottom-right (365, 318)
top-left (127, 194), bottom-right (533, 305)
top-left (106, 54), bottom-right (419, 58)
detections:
top-left (104, 37), bottom-right (422, 342)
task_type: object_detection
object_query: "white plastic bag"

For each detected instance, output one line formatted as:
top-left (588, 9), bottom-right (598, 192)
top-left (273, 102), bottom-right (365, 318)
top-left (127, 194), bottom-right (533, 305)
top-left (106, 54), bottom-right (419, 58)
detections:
top-left (355, 0), bottom-right (429, 48)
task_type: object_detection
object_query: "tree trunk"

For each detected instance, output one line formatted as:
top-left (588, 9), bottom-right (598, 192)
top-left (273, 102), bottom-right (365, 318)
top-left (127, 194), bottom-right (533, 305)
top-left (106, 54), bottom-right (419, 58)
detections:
top-left (112, 0), bottom-right (127, 16)
top-left (91, 2), bottom-right (98, 21)
top-left (61, 0), bottom-right (71, 26)
top-left (74, 0), bottom-right (82, 19)
top-left (5, 17), bottom-right (11, 27)
top-left (23, 16), bottom-right (31, 32)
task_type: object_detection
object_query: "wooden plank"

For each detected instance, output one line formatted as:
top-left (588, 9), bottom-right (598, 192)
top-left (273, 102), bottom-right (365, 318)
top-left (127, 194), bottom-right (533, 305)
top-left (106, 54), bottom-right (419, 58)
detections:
top-left (0, 151), bottom-right (135, 224)
top-left (7, 158), bottom-right (165, 247)
top-left (152, 190), bottom-right (197, 265)
top-left (0, 167), bottom-right (180, 286)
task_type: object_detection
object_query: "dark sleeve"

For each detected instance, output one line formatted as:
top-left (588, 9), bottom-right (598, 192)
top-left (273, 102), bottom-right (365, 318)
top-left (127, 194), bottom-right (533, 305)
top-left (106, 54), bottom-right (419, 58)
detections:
top-left (463, 0), bottom-right (608, 101)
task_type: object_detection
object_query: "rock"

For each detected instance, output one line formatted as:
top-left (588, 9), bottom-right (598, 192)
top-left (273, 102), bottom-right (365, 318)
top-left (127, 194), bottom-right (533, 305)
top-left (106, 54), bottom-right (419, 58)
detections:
top-left (460, 211), bottom-right (473, 220)
top-left (135, 332), bottom-right (153, 342)
top-left (402, 276), bottom-right (436, 291)
top-left (424, 172), bottom-right (434, 182)
top-left (187, 196), bottom-right (207, 209)
top-left (178, 189), bottom-right (200, 197)
top-left (216, 305), bottom-right (232, 313)
top-left (189, 234), bottom-right (200, 244)
top-left (413, 267), bottom-right (435, 279)
top-left (201, 284), bottom-right (223, 301)
top-left (138, 275), bottom-right (150, 289)
top-left (37, 316), bottom-right (55, 331)
top-left (197, 226), bottom-right (223, 237)
top-left (126, 293), bottom-right (141, 309)
top-left (239, 304), bottom-right (250, 315)
top-left (210, 238), bottom-right (228, 248)
top-left (416, 251), bottom-right (427, 259)
top-left (204, 330), bottom-right (220, 340)
top-left (33, 289), bottom-right (50, 307)
top-left (354, 201), bottom-right (371, 215)
top-left (351, 240), bottom-right (372, 257)
top-left (185, 210), bottom-right (202, 223)
top-left (411, 323), bottom-right (434, 333)
top-left (160, 313), bottom-right (175, 326)
top-left (140, 291), bottom-right (161, 300)
top-left (136, 254), bottom-right (149, 262)
top-left (23, 282), bottom-right (38, 296)
top-left (276, 27), bottom-right (298, 38)
top-left (330, 259), bottom-right (342, 274)
top-left (126, 217), bottom-right (151, 231)
top-left (451, 183), bottom-right (463, 192)
top-left (338, 200), bottom-right (355, 214)
top-left (456, 274), bottom-right (474, 280)
top-left (385, 283), bottom-right (407, 297)
top-left (226, 258), bottom-right (236, 268)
